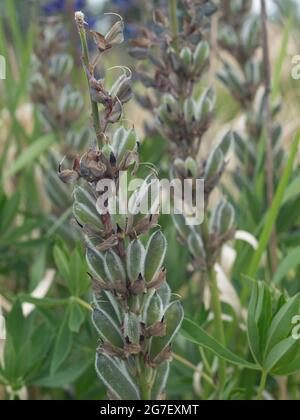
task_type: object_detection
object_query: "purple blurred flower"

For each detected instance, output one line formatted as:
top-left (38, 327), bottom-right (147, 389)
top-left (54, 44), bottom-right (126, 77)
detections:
top-left (111, 0), bottom-right (137, 11)
top-left (42, 0), bottom-right (86, 15)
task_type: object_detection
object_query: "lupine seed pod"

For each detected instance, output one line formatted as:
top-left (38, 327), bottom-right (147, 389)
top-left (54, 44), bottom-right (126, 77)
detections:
top-left (126, 240), bottom-right (145, 283)
top-left (104, 250), bottom-right (126, 286)
top-left (187, 231), bottom-right (206, 259)
top-left (180, 46), bottom-right (193, 70)
top-left (144, 231), bottom-right (167, 283)
top-left (92, 308), bottom-right (124, 348)
top-left (217, 201), bottom-right (235, 235)
top-left (193, 41), bottom-right (210, 72)
top-left (146, 292), bottom-right (164, 327)
top-left (185, 157), bottom-right (198, 178)
top-left (204, 148), bottom-right (224, 181)
top-left (218, 132), bottom-right (233, 156)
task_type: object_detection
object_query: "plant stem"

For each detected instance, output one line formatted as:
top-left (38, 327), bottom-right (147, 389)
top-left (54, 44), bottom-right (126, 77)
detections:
top-left (172, 353), bottom-right (216, 388)
top-left (260, 0), bottom-right (277, 275)
top-left (168, 0), bottom-right (179, 55)
top-left (201, 217), bottom-right (226, 389)
top-left (208, 265), bottom-right (226, 389)
top-left (75, 13), bottom-right (102, 142)
top-left (257, 370), bottom-right (267, 400)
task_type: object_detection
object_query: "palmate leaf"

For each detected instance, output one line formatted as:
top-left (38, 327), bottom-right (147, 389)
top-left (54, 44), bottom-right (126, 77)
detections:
top-left (182, 318), bottom-right (259, 370)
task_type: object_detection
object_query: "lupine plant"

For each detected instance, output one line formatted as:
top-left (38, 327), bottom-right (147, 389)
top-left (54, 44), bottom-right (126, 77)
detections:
top-left (58, 11), bottom-right (183, 400)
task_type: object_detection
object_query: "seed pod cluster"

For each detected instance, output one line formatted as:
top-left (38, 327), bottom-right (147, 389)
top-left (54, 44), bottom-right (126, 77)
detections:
top-left (131, 1), bottom-right (235, 280)
top-left (218, 1), bottom-right (285, 186)
top-left (65, 12), bottom-right (184, 400)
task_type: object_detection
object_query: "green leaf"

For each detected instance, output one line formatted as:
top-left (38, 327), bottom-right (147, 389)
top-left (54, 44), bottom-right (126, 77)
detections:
top-left (68, 302), bottom-right (85, 333)
top-left (50, 311), bottom-right (73, 374)
top-left (0, 192), bottom-right (20, 234)
top-left (247, 282), bottom-right (262, 365)
top-left (95, 353), bottom-right (140, 400)
top-left (182, 318), bottom-right (259, 370)
top-left (53, 244), bottom-right (70, 283)
top-left (247, 131), bottom-right (300, 277)
top-left (265, 337), bottom-right (298, 371)
top-left (69, 247), bottom-right (89, 296)
top-left (32, 359), bottom-right (92, 388)
top-left (265, 293), bottom-right (300, 354)
top-left (5, 134), bottom-right (55, 179)
top-left (273, 246), bottom-right (300, 285)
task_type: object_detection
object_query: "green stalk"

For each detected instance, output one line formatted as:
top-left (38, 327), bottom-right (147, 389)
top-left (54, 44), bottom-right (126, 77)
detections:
top-left (168, 0), bottom-right (179, 55)
top-left (208, 265), bottom-right (226, 389)
top-left (75, 13), bottom-right (102, 142)
top-left (201, 217), bottom-right (226, 389)
top-left (256, 371), bottom-right (267, 400)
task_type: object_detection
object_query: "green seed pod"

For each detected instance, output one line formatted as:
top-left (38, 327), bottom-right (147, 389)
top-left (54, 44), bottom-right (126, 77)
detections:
top-left (218, 26), bottom-right (239, 49)
top-left (146, 292), bottom-right (163, 327)
top-left (171, 213), bottom-right (190, 240)
top-left (144, 231), bottom-right (167, 283)
top-left (157, 103), bottom-right (172, 125)
top-left (73, 201), bottom-right (102, 229)
top-left (92, 307), bottom-right (124, 348)
top-left (204, 148), bottom-right (224, 181)
top-left (218, 201), bottom-right (235, 234)
top-left (157, 282), bottom-right (171, 309)
top-left (94, 290), bottom-right (122, 325)
top-left (180, 46), bottom-right (193, 70)
top-left (184, 98), bottom-right (196, 123)
top-left (150, 301), bottom-right (184, 360)
top-left (163, 93), bottom-right (179, 116)
top-left (102, 144), bottom-right (116, 163)
top-left (126, 239), bottom-right (145, 283)
top-left (185, 157), bottom-right (198, 178)
top-left (86, 247), bottom-right (106, 280)
top-left (218, 131), bottom-right (233, 156)
top-left (74, 186), bottom-right (97, 213)
top-left (115, 128), bottom-right (138, 165)
top-left (110, 73), bottom-right (132, 104)
top-left (187, 231), bottom-right (206, 258)
top-left (95, 354), bottom-right (140, 400)
top-left (193, 41), bottom-right (209, 73)
top-left (209, 200), bottom-right (223, 233)
top-left (105, 250), bottom-right (126, 285)
top-left (151, 361), bottom-right (170, 400)
top-left (124, 312), bottom-right (141, 345)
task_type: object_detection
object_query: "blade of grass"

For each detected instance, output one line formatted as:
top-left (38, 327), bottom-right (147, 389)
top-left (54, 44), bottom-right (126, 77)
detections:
top-left (247, 131), bottom-right (300, 277)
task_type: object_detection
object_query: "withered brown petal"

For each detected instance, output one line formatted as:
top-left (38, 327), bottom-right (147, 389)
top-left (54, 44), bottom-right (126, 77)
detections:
top-left (105, 20), bottom-right (124, 46)
top-left (90, 30), bottom-right (107, 52)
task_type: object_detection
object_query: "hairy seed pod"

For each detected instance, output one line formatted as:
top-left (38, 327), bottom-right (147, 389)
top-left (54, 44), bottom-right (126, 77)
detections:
top-left (193, 41), bottom-right (209, 73)
top-left (180, 46), bottom-right (193, 70)
top-left (146, 292), bottom-right (163, 327)
top-left (92, 308), bottom-right (123, 348)
top-left (187, 231), bottom-right (206, 259)
top-left (127, 239), bottom-right (145, 283)
top-left (204, 148), bottom-right (224, 181)
top-left (114, 128), bottom-right (137, 165)
top-left (151, 361), bottom-right (170, 399)
top-left (157, 282), bottom-right (171, 309)
top-left (184, 98), bottom-right (196, 123)
top-left (185, 157), bottom-right (198, 178)
top-left (218, 201), bottom-right (235, 234)
top-left (50, 53), bottom-right (73, 80)
top-left (105, 250), bottom-right (126, 286)
top-left (144, 231), bottom-right (167, 283)
top-left (86, 246), bottom-right (106, 281)
top-left (218, 131), bottom-right (233, 156)
top-left (73, 201), bottom-right (103, 229)
top-left (124, 312), bottom-right (141, 345)
top-left (150, 301), bottom-right (184, 360)
top-left (171, 213), bottom-right (190, 240)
